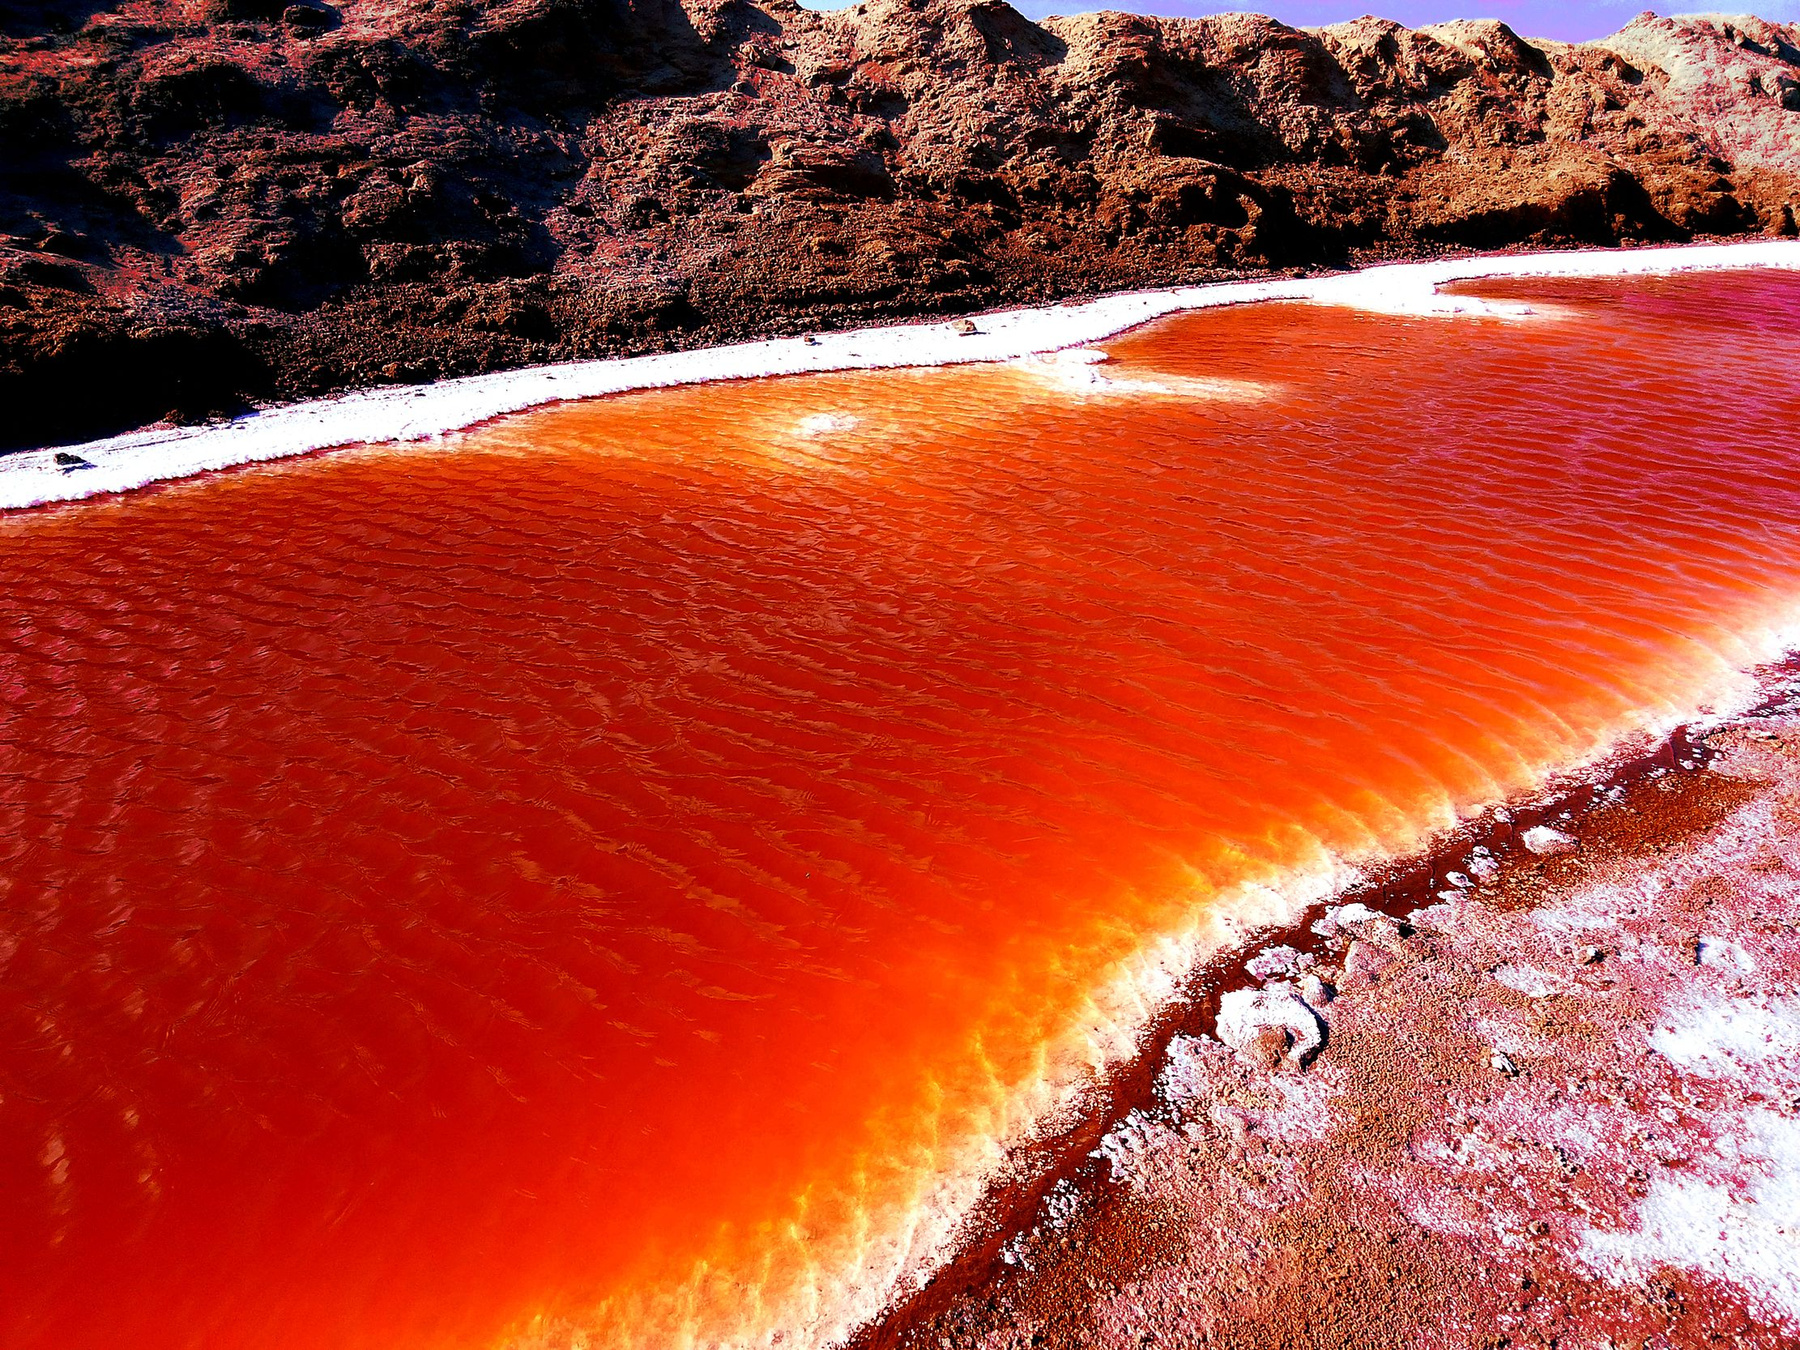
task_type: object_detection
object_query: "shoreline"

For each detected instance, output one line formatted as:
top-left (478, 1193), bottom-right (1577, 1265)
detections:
top-left (801, 610), bottom-right (1800, 1350)
top-left (4, 238), bottom-right (1798, 513)
top-left (858, 655), bottom-right (1800, 1349)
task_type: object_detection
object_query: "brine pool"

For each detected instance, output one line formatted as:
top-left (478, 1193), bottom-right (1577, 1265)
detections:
top-left (3, 269), bottom-right (1799, 1350)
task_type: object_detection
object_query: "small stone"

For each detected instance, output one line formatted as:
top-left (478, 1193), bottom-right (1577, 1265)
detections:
top-left (952, 317), bottom-right (979, 335)
top-left (1578, 945), bottom-right (1604, 965)
top-left (1245, 944), bottom-right (1308, 981)
top-left (1444, 870), bottom-right (1473, 889)
top-left (1696, 936), bottom-right (1755, 972)
top-left (1521, 825), bottom-right (1578, 856)
top-left (1216, 984), bottom-right (1325, 1069)
top-left (1243, 1025), bottom-right (1290, 1069)
top-left (1489, 1050), bottom-right (1519, 1076)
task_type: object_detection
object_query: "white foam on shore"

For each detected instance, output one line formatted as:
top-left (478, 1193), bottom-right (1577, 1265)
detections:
top-left (6, 239), bottom-right (1798, 512)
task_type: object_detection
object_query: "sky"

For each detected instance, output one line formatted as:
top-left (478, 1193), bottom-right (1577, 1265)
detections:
top-left (797, 0), bottom-right (1800, 45)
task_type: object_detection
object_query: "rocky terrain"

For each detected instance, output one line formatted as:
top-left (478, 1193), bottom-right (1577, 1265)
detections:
top-left (3, 0), bottom-right (1798, 448)
top-left (864, 673), bottom-right (1800, 1350)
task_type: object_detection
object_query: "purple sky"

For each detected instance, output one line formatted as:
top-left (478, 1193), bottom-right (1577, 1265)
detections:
top-left (1014, 0), bottom-right (1796, 42)
top-left (800, 0), bottom-right (1798, 46)
top-left (1007, 0), bottom-right (1639, 41)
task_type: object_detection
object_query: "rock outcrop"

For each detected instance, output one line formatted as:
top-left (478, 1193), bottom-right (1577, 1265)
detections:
top-left (3, 0), bottom-right (1797, 448)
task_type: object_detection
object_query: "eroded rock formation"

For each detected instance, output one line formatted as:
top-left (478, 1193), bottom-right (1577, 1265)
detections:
top-left (2, 0), bottom-right (1797, 447)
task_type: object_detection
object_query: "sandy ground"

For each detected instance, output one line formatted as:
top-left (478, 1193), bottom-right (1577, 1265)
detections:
top-left (864, 660), bottom-right (1800, 1350)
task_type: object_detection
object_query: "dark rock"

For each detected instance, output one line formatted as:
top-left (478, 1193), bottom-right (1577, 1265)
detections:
top-left (281, 6), bottom-right (334, 35)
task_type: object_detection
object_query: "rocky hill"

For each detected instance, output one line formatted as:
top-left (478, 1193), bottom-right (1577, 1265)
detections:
top-left (2, 0), bottom-right (1797, 448)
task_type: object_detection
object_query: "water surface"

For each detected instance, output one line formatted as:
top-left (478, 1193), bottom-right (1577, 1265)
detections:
top-left (3, 271), bottom-right (1799, 1349)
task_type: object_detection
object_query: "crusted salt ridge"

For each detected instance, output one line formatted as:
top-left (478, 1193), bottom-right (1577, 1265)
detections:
top-left (5, 239), bottom-right (1800, 512)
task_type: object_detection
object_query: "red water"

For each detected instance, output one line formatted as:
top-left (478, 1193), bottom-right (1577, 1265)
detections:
top-left (3, 272), bottom-right (1799, 1350)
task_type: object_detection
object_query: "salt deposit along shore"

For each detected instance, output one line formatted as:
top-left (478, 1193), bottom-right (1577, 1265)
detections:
top-left (863, 661), bottom-right (1800, 1350)
top-left (5, 238), bottom-right (1800, 512)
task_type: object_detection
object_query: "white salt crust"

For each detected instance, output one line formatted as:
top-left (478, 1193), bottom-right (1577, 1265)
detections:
top-left (1580, 1000), bottom-right (1800, 1322)
top-left (1535, 781), bottom-right (1800, 1328)
top-left (5, 238), bottom-right (1799, 512)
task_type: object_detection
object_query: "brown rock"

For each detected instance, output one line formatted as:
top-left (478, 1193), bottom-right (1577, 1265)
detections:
top-left (3, 0), bottom-right (1797, 449)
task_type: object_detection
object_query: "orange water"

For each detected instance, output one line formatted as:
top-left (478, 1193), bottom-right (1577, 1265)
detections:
top-left (3, 272), bottom-right (1799, 1350)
